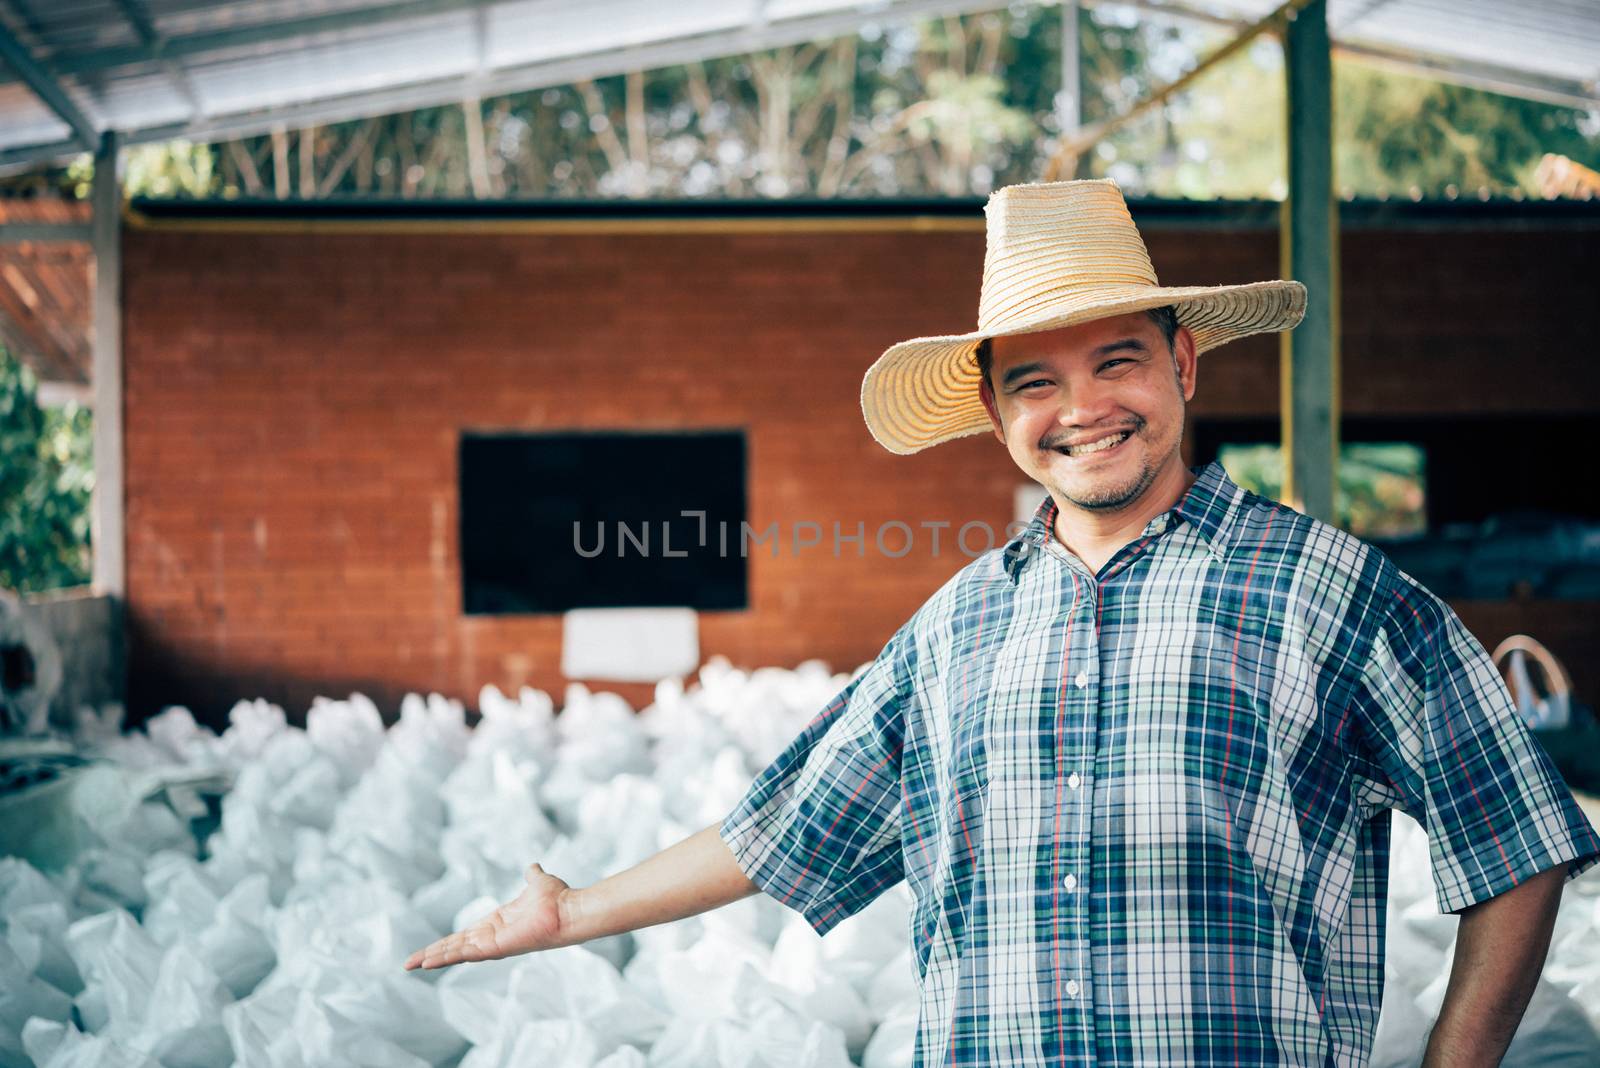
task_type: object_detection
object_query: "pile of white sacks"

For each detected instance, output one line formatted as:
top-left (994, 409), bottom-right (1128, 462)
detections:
top-left (2, 655), bottom-right (1597, 1068)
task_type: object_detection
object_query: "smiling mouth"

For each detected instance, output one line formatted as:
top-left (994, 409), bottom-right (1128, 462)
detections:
top-left (1050, 430), bottom-right (1133, 459)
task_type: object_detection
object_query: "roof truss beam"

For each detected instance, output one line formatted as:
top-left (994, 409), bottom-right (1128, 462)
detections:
top-left (111, 0), bottom-right (205, 119)
top-left (0, 9), bottom-right (97, 147)
top-left (48, 0), bottom-right (490, 76)
top-left (1335, 37), bottom-right (1600, 111)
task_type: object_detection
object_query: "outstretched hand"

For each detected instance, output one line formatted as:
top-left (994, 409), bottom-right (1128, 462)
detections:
top-left (403, 862), bottom-right (572, 971)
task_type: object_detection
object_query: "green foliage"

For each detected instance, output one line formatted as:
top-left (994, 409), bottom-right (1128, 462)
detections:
top-left (1080, 21), bottom-right (1291, 198)
top-left (1219, 442), bottom-right (1427, 537)
top-left (1070, 11), bottom-right (1600, 200)
top-left (0, 344), bottom-right (94, 594)
top-left (1335, 64), bottom-right (1600, 198)
top-left (905, 70), bottom-right (1037, 192)
top-left (63, 140), bottom-right (217, 200)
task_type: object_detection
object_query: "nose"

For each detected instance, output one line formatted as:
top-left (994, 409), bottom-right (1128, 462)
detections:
top-left (1052, 375), bottom-right (1121, 428)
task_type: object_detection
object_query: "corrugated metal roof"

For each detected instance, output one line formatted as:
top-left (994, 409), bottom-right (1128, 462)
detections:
top-left (1168, 0), bottom-right (1600, 107)
top-left (0, 0), bottom-right (1595, 172)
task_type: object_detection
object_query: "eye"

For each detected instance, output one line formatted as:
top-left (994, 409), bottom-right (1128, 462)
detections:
top-left (1100, 359), bottom-right (1131, 371)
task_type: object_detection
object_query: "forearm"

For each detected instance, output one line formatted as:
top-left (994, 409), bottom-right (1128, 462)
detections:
top-left (1420, 863), bottom-right (1566, 1068)
top-left (555, 823), bottom-right (760, 946)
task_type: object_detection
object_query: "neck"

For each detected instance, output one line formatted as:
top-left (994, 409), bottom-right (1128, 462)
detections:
top-left (1049, 455), bottom-right (1197, 572)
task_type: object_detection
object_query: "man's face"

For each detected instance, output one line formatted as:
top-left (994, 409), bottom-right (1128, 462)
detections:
top-left (977, 311), bottom-right (1197, 515)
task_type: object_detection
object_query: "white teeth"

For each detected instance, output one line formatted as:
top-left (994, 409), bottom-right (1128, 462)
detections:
top-left (1062, 431), bottom-right (1130, 456)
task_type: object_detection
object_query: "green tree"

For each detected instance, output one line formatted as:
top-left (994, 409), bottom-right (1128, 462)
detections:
top-left (0, 343), bottom-right (94, 594)
top-left (1335, 64), bottom-right (1600, 198)
top-left (1219, 442), bottom-right (1426, 538)
top-left (63, 140), bottom-right (217, 199)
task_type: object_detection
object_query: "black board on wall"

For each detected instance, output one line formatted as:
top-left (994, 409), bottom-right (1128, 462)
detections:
top-left (459, 430), bottom-right (747, 614)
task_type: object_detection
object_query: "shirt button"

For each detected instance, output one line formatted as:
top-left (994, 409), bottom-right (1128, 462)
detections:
top-left (1074, 670), bottom-right (1088, 689)
top-left (1067, 771), bottom-right (1081, 790)
top-left (1063, 873), bottom-right (1077, 892)
top-left (1066, 979), bottom-right (1080, 998)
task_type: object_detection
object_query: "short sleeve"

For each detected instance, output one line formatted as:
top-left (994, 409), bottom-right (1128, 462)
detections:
top-left (1349, 569), bottom-right (1600, 914)
top-left (719, 623), bottom-right (914, 937)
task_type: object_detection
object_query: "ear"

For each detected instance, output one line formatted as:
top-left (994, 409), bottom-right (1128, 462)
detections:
top-left (978, 375), bottom-right (1005, 442)
top-left (1173, 326), bottom-right (1198, 402)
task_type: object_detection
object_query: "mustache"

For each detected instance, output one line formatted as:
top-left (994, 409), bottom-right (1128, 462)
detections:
top-left (1040, 419), bottom-right (1144, 450)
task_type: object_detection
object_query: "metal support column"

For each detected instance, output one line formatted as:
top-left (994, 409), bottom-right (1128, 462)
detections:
top-left (91, 132), bottom-right (125, 598)
top-left (1280, 0), bottom-right (1339, 522)
top-left (1060, 1), bottom-right (1081, 137)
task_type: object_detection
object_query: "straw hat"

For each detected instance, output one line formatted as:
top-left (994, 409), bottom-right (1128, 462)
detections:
top-left (860, 178), bottom-right (1307, 455)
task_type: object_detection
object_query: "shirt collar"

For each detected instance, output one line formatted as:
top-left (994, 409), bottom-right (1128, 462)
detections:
top-left (1001, 460), bottom-right (1243, 583)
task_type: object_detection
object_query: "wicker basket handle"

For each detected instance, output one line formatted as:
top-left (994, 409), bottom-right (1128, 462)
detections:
top-left (1491, 634), bottom-right (1572, 701)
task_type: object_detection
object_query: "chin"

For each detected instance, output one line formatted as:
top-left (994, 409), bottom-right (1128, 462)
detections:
top-left (1076, 488), bottom-right (1146, 511)
top-left (1063, 460), bottom-right (1160, 508)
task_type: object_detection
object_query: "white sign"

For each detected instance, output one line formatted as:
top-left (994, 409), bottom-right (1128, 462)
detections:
top-left (561, 607), bottom-right (700, 683)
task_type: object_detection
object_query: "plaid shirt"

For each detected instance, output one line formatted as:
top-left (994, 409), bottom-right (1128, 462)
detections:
top-left (720, 460), bottom-right (1600, 1067)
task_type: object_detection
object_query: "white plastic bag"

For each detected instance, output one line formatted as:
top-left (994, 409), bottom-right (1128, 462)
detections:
top-left (262, 881), bottom-right (466, 1066)
top-left (860, 1008), bottom-right (918, 1068)
top-left (20, 1018), bottom-right (160, 1068)
top-left (2, 899), bottom-right (80, 995)
top-left (223, 984), bottom-right (432, 1068)
top-left (0, 940), bottom-right (72, 1068)
top-left (458, 1019), bottom-right (603, 1068)
top-left (437, 944), bottom-right (667, 1053)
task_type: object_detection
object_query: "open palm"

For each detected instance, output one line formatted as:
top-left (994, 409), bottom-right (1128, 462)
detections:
top-left (403, 862), bottom-right (571, 971)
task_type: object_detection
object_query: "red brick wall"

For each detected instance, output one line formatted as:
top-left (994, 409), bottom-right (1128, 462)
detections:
top-left (121, 218), bottom-right (1600, 726)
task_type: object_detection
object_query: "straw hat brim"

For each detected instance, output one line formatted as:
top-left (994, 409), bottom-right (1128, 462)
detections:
top-left (860, 278), bottom-right (1306, 455)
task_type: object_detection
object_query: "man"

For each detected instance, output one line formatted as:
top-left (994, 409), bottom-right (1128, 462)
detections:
top-left (404, 179), bottom-right (1599, 1067)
